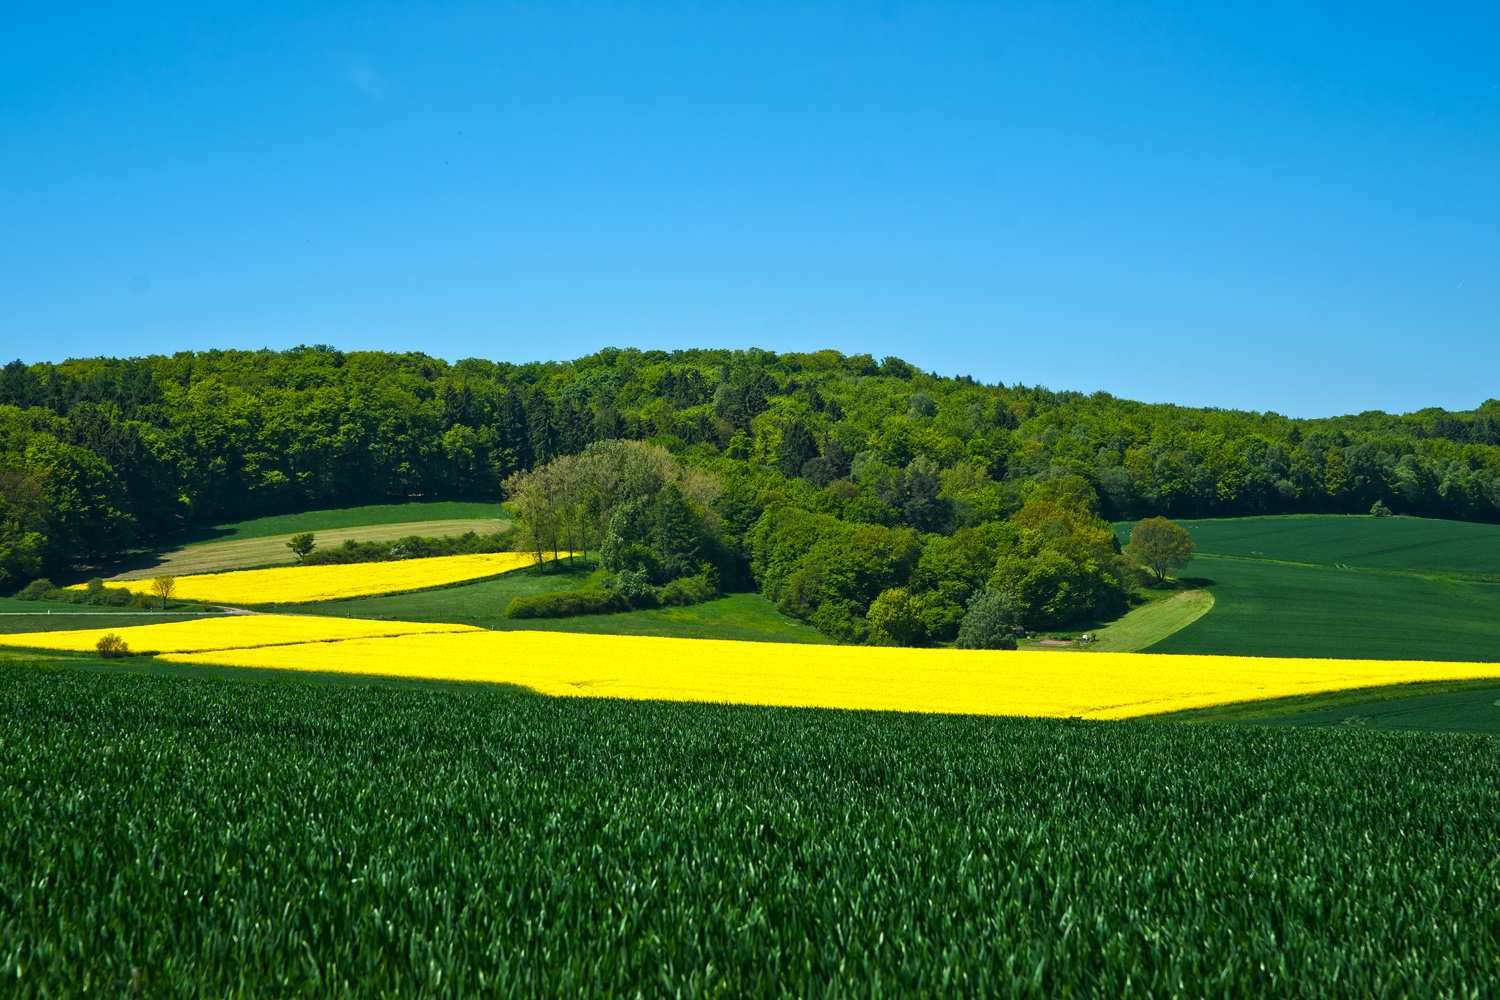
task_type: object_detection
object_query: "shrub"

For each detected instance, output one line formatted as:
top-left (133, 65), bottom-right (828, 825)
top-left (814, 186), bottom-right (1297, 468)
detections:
top-left (299, 530), bottom-right (517, 566)
top-left (95, 633), bottom-right (129, 658)
top-left (135, 593), bottom-right (153, 609)
top-left (809, 599), bottom-right (869, 643)
top-left (287, 532), bottom-right (317, 560)
top-left (955, 588), bottom-right (1020, 650)
top-left (84, 578), bottom-right (135, 607)
top-left (504, 589), bottom-right (629, 619)
top-left (660, 574), bottom-right (718, 607)
top-left (16, 578), bottom-right (54, 601)
top-left (612, 568), bottom-right (659, 609)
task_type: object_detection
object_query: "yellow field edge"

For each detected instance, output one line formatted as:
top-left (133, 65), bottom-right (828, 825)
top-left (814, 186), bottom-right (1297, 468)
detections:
top-left (147, 628), bottom-right (1500, 720)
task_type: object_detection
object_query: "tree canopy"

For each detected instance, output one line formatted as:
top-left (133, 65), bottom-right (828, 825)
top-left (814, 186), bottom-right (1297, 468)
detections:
top-left (2, 345), bottom-right (1497, 637)
top-left (1123, 518), bottom-right (1197, 585)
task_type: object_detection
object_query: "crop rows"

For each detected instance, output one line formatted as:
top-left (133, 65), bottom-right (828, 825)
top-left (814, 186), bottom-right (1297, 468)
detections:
top-left (2, 663), bottom-right (1498, 997)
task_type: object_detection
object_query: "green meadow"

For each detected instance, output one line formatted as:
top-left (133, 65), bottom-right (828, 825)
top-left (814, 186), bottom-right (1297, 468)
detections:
top-left (1118, 513), bottom-right (1500, 574)
top-left (1144, 554), bottom-right (1500, 661)
top-left (280, 562), bottom-right (833, 644)
top-left (1105, 515), bottom-right (1500, 662)
top-left (188, 499), bottom-right (508, 544)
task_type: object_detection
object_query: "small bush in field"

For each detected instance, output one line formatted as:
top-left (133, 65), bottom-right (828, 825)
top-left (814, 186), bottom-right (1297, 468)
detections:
top-left (95, 634), bottom-right (129, 658)
top-left (504, 589), bottom-right (629, 619)
top-left (660, 574), bottom-right (718, 607)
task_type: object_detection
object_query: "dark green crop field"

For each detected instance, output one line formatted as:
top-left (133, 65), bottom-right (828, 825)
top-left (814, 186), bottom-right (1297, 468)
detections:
top-left (1142, 554), bottom-right (1500, 661)
top-left (3, 663), bottom-right (1498, 998)
top-left (1247, 685), bottom-right (1500, 735)
top-left (1115, 514), bottom-right (1500, 575)
top-left (1106, 515), bottom-right (1500, 660)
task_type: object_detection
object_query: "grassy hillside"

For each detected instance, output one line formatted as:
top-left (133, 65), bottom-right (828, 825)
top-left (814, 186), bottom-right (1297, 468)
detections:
top-left (1116, 514), bottom-right (1500, 575)
top-left (1086, 589), bottom-right (1214, 652)
top-left (1142, 554), bottom-right (1500, 661)
top-left (190, 500), bottom-right (508, 544)
top-left (108, 516), bottom-right (509, 580)
top-left (5, 663), bottom-right (1497, 995)
top-left (1101, 515), bottom-right (1500, 660)
top-left (282, 564), bottom-right (833, 644)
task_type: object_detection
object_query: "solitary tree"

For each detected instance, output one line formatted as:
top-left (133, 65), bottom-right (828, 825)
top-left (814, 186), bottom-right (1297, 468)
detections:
top-left (95, 633), bottom-right (129, 658)
top-left (148, 575), bottom-right (177, 610)
top-left (287, 532), bottom-right (317, 561)
top-left (1123, 517), bottom-right (1195, 585)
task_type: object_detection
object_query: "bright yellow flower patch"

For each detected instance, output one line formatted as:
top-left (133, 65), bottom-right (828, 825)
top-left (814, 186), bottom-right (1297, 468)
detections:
top-left (77, 552), bottom-right (544, 605)
top-left (157, 630), bottom-right (1500, 719)
top-left (3, 615), bottom-right (482, 655)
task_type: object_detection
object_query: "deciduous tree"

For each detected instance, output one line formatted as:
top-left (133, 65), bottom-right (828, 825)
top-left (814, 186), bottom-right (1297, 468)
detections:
top-left (1123, 517), bottom-right (1195, 585)
top-left (149, 575), bottom-right (177, 610)
top-left (868, 587), bottom-right (925, 646)
top-left (287, 532), bottom-right (316, 561)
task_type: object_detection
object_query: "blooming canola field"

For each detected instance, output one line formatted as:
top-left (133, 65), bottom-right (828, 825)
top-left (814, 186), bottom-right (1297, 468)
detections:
top-left (2, 618), bottom-right (1469, 718)
top-left (70, 552), bottom-right (544, 605)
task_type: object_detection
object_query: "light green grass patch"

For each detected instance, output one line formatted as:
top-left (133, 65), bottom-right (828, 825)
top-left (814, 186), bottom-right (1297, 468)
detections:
top-left (1086, 590), bottom-right (1214, 652)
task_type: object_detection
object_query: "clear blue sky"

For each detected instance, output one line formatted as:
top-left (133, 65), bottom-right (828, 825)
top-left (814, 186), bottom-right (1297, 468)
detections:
top-left (2, 2), bottom-right (1496, 417)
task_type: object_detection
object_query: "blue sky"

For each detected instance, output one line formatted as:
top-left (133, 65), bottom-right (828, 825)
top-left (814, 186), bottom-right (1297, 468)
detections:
top-left (2, 2), bottom-right (1496, 417)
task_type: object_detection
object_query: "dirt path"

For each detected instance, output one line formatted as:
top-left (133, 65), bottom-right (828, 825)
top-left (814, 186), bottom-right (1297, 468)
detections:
top-left (107, 518), bottom-right (510, 581)
top-left (1086, 589), bottom-right (1216, 653)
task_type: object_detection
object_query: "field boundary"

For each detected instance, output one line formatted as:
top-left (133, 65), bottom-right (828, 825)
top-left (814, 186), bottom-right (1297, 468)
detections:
top-left (1139, 676), bottom-right (1500, 723)
top-left (0, 652), bottom-right (540, 695)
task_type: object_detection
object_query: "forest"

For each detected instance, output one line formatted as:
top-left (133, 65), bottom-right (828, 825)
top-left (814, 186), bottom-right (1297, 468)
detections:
top-left (2, 346), bottom-right (1498, 638)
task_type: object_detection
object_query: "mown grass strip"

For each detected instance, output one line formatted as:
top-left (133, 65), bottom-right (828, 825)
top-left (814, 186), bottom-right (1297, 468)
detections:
top-left (1087, 590), bottom-right (1214, 652)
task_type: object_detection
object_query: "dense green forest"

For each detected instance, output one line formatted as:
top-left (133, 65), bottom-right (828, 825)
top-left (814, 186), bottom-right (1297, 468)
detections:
top-left (3, 346), bottom-right (1498, 636)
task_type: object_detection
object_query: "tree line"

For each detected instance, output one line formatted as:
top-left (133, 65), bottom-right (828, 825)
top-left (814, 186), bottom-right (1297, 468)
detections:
top-left (2, 345), bottom-right (1497, 618)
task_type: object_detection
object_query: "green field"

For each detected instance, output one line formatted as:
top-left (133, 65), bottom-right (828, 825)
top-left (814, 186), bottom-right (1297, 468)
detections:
top-left (1104, 515), bottom-right (1500, 660)
top-left (188, 500), bottom-right (508, 544)
top-left (282, 563), bottom-right (833, 644)
top-left (2, 662), bottom-right (1496, 996)
top-left (1246, 685), bottom-right (1500, 734)
top-left (108, 516), bottom-right (511, 581)
top-left (1143, 554), bottom-right (1500, 660)
top-left (0, 598), bottom-right (230, 636)
top-left (1117, 513), bottom-right (1500, 575)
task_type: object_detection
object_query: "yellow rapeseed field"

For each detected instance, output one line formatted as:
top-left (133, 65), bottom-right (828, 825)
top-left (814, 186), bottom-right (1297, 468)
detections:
top-left (1, 615), bottom-right (482, 655)
top-left (73, 552), bottom-right (545, 605)
top-left (155, 629), bottom-right (1500, 719)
